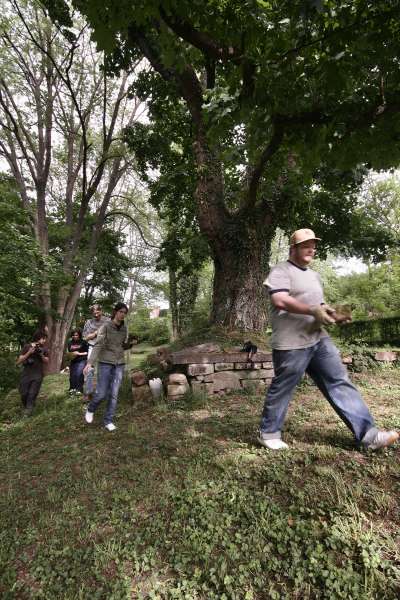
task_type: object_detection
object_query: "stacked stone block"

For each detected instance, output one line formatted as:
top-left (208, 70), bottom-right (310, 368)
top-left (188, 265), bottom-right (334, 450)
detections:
top-left (168, 349), bottom-right (274, 398)
top-left (131, 370), bottom-right (153, 403)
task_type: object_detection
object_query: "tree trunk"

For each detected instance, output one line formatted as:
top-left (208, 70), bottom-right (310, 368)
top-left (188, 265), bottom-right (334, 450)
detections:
top-left (169, 268), bottom-right (179, 341)
top-left (192, 135), bottom-right (275, 331)
top-left (210, 216), bottom-right (274, 330)
top-left (47, 319), bottom-right (72, 373)
top-left (178, 272), bottom-right (199, 335)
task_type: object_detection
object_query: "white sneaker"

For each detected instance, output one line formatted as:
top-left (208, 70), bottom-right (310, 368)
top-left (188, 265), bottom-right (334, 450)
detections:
top-left (257, 434), bottom-right (289, 450)
top-left (85, 410), bottom-right (94, 424)
top-left (363, 430), bottom-right (399, 450)
top-left (105, 423), bottom-right (116, 432)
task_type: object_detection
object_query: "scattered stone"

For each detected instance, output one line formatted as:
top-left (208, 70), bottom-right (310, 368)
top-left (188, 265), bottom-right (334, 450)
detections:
top-left (342, 356), bottom-right (353, 364)
top-left (167, 383), bottom-right (189, 397)
top-left (203, 371), bottom-right (241, 392)
top-left (187, 363), bottom-right (214, 376)
top-left (131, 370), bottom-right (147, 386)
top-left (132, 385), bottom-right (153, 403)
top-left (238, 369), bottom-right (274, 380)
top-left (188, 343), bottom-right (222, 353)
top-left (169, 373), bottom-right (189, 385)
top-left (374, 351), bottom-right (397, 362)
top-left (215, 362), bottom-right (234, 371)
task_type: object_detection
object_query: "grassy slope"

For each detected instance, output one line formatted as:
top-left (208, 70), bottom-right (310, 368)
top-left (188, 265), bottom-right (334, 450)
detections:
top-left (1, 362), bottom-right (400, 599)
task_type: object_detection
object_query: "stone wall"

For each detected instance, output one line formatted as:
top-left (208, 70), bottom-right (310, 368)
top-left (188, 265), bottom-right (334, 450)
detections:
top-left (134, 344), bottom-right (399, 401)
top-left (167, 348), bottom-right (274, 398)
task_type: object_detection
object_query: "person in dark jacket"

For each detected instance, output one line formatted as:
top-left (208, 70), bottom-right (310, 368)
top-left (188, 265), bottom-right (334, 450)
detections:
top-left (16, 330), bottom-right (49, 416)
top-left (67, 329), bottom-right (88, 394)
top-left (83, 302), bottom-right (133, 432)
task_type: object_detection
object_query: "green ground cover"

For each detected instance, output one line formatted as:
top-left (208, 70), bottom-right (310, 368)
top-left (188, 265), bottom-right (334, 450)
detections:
top-left (1, 361), bottom-right (399, 599)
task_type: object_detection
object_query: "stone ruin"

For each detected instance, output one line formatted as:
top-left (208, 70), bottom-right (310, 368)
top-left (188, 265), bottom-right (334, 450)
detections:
top-left (130, 342), bottom-right (274, 401)
top-left (129, 342), bottom-right (393, 402)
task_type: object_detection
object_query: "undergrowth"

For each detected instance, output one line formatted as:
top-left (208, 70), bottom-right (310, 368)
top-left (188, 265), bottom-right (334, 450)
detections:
top-left (1, 368), bottom-right (399, 599)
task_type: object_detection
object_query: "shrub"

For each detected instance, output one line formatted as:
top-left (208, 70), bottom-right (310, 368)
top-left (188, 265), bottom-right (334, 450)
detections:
top-left (148, 318), bottom-right (170, 346)
top-left (0, 350), bottom-right (19, 399)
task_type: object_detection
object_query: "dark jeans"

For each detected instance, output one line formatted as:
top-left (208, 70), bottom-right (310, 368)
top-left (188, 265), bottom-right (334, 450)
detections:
top-left (87, 362), bottom-right (124, 425)
top-left (19, 378), bottom-right (42, 413)
top-left (69, 360), bottom-right (86, 392)
top-left (259, 337), bottom-right (377, 443)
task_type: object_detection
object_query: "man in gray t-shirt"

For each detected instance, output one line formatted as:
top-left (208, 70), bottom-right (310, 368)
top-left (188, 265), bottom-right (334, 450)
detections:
top-left (258, 228), bottom-right (398, 452)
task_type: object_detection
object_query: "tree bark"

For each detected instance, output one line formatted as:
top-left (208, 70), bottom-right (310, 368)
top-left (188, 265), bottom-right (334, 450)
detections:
top-left (169, 268), bottom-right (179, 341)
top-left (178, 273), bottom-right (199, 335)
top-left (191, 126), bottom-right (275, 331)
top-left (209, 216), bottom-right (273, 330)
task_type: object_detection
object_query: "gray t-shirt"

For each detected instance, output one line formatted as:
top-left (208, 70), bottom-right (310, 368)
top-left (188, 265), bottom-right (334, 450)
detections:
top-left (264, 260), bottom-right (328, 350)
top-left (82, 316), bottom-right (109, 347)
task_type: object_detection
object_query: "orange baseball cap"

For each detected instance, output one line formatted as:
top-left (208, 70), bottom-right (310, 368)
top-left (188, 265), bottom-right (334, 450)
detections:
top-left (289, 228), bottom-right (321, 246)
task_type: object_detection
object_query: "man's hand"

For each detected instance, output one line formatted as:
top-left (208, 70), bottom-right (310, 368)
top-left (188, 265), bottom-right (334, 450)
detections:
top-left (310, 305), bottom-right (336, 326)
top-left (83, 364), bottom-right (92, 376)
top-left (86, 331), bottom-right (97, 341)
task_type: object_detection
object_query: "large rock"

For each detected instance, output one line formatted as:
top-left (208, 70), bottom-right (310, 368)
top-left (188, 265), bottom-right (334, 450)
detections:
top-left (167, 382), bottom-right (190, 397)
top-left (132, 384), bottom-right (153, 403)
top-left (191, 381), bottom-right (214, 395)
top-left (169, 373), bottom-right (189, 385)
top-left (238, 369), bottom-right (274, 380)
top-left (131, 370), bottom-right (147, 386)
top-left (374, 351), bottom-right (397, 362)
top-left (203, 371), bottom-right (241, 392)
top-left (170, 351), bottom-right (272, 365)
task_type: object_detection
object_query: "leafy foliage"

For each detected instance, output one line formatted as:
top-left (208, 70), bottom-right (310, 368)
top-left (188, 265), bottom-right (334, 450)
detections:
top-left (0, 175), bottom-right (45, 342)
top-left (41, 0), bottom-right (400, 329)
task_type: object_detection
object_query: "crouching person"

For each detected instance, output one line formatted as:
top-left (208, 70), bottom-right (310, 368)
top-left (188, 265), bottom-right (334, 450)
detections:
top-left (16, 330), bottom-right (49, 416)
top-left (83, 302), bottom-right (132, 432)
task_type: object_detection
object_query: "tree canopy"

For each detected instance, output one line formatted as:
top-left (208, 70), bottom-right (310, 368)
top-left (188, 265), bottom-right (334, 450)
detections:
top-left (0, 0), bottom-right (148, 368)
top-left (41, 0), bottom-right (400, 330)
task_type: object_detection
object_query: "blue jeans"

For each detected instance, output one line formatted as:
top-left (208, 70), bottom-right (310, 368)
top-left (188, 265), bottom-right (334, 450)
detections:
top-left (87, 363), bottom-right (124, 425)
top-left (259, 337), bottom-right (377, 443)
top-left (69, 360), bottom-right (86, 392)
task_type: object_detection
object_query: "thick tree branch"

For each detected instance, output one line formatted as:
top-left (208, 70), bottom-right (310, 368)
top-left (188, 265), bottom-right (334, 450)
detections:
top-left (244, 124), bottom-right (284, 212)
top-left (127, 25), bottom-right (177, 84)
top-left (159, 8), bottom-right (241, 63)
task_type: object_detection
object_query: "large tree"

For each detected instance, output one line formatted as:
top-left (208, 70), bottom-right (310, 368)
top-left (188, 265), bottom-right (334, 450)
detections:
top-left (0, 0), bottom-right (145, 370)
top-left (45, 0), bottom-right (400, 331)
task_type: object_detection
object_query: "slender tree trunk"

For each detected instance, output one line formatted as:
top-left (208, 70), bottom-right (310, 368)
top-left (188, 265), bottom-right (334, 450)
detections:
top-left (169, 268), bottom-right (179, 341)
top-left (178, 273), bottom-right (199, 335)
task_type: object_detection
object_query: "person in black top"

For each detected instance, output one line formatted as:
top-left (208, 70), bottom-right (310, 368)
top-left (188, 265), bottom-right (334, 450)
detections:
top-left (16, 330), bottom-right (49, 416)
top-left (67, 329), bottom-right (89, 394)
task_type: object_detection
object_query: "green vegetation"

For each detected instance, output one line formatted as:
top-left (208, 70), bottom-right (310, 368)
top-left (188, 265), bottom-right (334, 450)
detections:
top-left (1, 366), bottom-right (399, 599)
